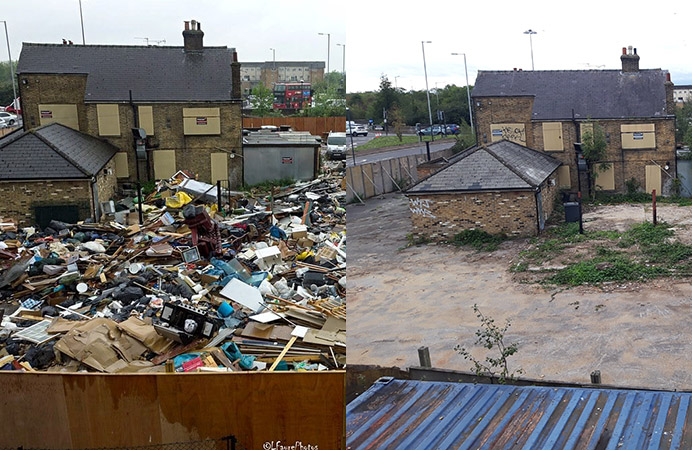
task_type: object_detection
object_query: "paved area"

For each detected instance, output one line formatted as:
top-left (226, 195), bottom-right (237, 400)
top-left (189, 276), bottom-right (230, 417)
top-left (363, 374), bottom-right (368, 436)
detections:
top-left (347, 194), bottom-right (692, 390)
top-left (346, 135), bottom-right (455, 167)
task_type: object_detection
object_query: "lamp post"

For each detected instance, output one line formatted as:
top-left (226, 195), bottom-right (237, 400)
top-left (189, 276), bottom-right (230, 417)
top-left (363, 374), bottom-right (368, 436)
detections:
top-left (269, 47), bottom-right (275, 70)
top-left (451, 52), bottom-right (474, 137)
top-left (0, 21), bottom-right (16, 112)
top-left (318, 32), bottom-right (330, 74)
top-left (336, 43), bottom-right (345, 90)
top-left (524, 29), bottom-right (537, 70)
top-left (421, 40), bottom-right (434, 142)
top-left (394, 75), bottom-right (400, 90)
top-left (78, 0), bottom-right (86, 45)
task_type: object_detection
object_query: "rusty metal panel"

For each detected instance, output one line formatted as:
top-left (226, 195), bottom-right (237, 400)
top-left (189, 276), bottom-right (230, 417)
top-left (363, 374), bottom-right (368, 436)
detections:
top-left (347, 379), bottom-right (692, 450)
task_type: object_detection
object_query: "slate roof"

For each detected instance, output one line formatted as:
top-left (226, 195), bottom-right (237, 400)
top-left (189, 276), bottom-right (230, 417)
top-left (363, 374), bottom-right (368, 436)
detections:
top-left (407, 140), bottom-right (562, 194)
top-left (17, 43), bottom-right (235, 102)
top-left (0, 123), bottom-right (118, 180)
top-left (472, 70), bottom-right (670, 120)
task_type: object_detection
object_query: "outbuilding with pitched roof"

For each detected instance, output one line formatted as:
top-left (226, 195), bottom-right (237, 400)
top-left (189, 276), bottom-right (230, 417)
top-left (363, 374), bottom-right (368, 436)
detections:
top-left (406, 140), bottom-right (562, 239)
top-left (0, 123), bottom-right (118, 227)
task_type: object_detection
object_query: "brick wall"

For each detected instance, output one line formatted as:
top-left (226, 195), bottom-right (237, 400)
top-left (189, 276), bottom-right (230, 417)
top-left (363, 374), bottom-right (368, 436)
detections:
top-left (473, 94), bottom-right (676, 194)
top-left (18, 74), bottom-right (88, 130)
top-left (20, 74), bottom-right (243, 187)
top-left (533, 118), bottom-right (676, 194)
top-left (0, 179), bottom-right (92, 226)
top-left (95, 159), bottom-right (118, 214)
top-left (539, 173), bottom-right (559, 222)
top-left (473, 96), bottom-right (535, 147)
top-left (84, 103), bottom-right (243, 186)
top-left (409, 189), bottom-right (543, 240)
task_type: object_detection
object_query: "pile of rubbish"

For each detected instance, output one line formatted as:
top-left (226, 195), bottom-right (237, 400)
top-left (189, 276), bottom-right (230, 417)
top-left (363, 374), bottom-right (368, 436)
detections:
top-left (0, 172), bottom-right (345, 373)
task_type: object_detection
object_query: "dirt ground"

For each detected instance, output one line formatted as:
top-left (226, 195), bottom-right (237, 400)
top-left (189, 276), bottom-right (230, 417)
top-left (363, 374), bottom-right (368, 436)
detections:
top-left (347, 194), bottom-right (692, 389)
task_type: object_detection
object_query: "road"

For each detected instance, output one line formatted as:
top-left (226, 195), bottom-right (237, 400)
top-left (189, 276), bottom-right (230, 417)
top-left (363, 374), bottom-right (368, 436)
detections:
top-left (346, 137), bottom-right (456, 167)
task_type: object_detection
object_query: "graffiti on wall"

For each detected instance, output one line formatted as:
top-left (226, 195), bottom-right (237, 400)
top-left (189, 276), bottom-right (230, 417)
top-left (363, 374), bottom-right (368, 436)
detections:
top-left (491, 123), bottom-right (526, 145)
top-left (409, 197), bottom-right (436, 219)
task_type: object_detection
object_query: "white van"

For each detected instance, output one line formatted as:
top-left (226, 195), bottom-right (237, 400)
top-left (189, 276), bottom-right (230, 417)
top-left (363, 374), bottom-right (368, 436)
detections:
top-left (326, 132), bottom-right (348, 160)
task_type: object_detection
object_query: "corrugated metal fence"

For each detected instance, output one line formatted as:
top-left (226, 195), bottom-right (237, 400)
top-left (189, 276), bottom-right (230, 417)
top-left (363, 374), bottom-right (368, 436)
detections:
top-left (346, 147), bottom-right (455, 203)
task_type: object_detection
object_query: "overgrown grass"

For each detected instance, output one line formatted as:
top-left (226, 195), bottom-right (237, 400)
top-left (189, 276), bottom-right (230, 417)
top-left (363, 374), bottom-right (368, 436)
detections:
top-left (244, 177), bottom-right (296, 192)
top-left (355, 135), bottom-right (455, 151)
top-left (452, 229), bottom-right (507, 252)
top-left (594, 192), bottom-right (692, 207)
top-left (403, 233), bottom-right (432, 248)
top-left (548, 254), bottom-right (669, 286)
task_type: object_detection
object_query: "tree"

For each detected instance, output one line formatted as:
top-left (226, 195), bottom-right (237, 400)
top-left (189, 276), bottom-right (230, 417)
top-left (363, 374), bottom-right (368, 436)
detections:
top-left (303, 82), bottom-right (345, 117)
top-left (454, 304), bottom-right (522, 384)
top-left (676, 101), bottom-right (692, 145)
top-left (369, 75), bottom-right (397, 123)
top-left (0, 61), bottom-right (17, 107)
top-left (249, 83), bottom-right (275, 117)
top-left (390, 106), bottom-right (405, 142)
top-left (581, 122), bottom-right (610, 196)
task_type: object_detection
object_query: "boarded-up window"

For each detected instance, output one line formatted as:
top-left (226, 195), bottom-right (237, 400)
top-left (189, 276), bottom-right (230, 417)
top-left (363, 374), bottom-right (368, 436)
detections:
top-left (114, 152), bottom-right (129, 178)
top-left (557, 165), bottom-right (571, 188)
top-left (646, 165), bottom-right (662, 194)
top-left (153, 150), bottom-right (177, 180)
top-left (183, 107), bottom-right (221, 135)
top-left (96, 104), bottom-right (120, 136)
top-left (489, 123), bottom-right (526, 145)
top-left (210, 152), bottom-right (228, 183)
top-left (580, 122), bottom-right (594, 139)
top-left (38, 104), bottom-right (79, 129)
top-left (621, 124), bottom-right (655, 149)
top-left (138, 106), bottom-right (154, 136)
top-left (595, 164), bottom-right (615, 190)
top-left (542, 122), bottom-right (563, 151)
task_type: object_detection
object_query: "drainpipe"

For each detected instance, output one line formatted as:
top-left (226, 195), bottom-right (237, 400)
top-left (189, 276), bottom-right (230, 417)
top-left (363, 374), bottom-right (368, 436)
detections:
top-left (534, 187), bottom-right (541, 235)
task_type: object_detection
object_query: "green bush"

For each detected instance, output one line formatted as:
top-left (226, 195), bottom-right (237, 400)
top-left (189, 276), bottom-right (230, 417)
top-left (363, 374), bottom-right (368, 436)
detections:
top-left (453, 229), bottom-right (506, 252)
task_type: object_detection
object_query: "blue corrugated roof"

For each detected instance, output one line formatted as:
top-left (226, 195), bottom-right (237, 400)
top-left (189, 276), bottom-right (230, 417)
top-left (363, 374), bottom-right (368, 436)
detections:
top-left (346, 378), bottom-right (692, 449)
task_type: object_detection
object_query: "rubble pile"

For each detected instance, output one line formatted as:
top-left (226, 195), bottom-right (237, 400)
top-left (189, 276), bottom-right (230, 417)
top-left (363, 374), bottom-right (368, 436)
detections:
top-left (0, 173), bottom-right (345, 373)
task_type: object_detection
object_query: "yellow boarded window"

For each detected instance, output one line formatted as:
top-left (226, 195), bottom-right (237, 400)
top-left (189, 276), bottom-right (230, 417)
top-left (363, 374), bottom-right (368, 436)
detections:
top-left (96, 104), bottom-right (120, 136)
top-left (542, 122), bottom-right (563, 151)
top-left (113, 152), bottom-right (129, 178)
top-left (153, 150), bottom-right (177, 180)
top-left (489, 123), bottom-right (526, 145)
top-left (621, 124), bottom-right (655, 149)
top-left (38, 104), bottom-right (79, 130)
top-left (210, 152), bottom-right (228, 183)
top-left (138, 106), bottom-right (154, 136)
top-left (183, 107), bottom-right (221, 135)
top-left (595, 164), bottom-right (615, 190)
top-left (580, 122), bottom-right (594, 139)
top-left (646, 165), bottom-right (662, 194)
top-left (557, 165), bottom-right (571, 188)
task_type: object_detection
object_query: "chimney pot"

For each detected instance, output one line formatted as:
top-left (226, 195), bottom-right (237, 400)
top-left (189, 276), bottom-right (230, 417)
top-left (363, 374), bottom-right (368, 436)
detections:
top-left (634, 47), bottom-right (637, 55)
top-left (622, 47), bottom-right (627, 55)
top-left (628, 45), bottom-right (633, 54)
top-left (667, 73), bottom-right (671, 82)
top-left (513, 67), bottom-right (517, 71)
top-left (184, 21), bottom-right (189, 31)
top-left (183, 19), bottom-right (204, 52)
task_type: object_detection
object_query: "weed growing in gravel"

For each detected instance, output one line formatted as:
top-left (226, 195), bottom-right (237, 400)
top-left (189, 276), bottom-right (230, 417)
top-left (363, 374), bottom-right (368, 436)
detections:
top-left (452, 229), bottom-right (507, 252)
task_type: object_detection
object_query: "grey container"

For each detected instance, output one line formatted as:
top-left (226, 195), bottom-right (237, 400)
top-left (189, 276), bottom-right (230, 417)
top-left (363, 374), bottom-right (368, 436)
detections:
top-left (564, 202), bottom-right (580, 222)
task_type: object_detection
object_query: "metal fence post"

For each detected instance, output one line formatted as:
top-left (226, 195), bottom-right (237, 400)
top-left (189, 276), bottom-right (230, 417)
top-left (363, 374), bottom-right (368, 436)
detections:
top-left (217, 180), bottom-right (222, 213)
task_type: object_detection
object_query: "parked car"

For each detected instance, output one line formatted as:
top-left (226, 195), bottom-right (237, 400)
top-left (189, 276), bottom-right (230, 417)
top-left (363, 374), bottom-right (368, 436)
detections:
top-left (326, 132), bottom-right (348, 160)
top-left (0, 117), bottom-right (9, 129)
top-left (445, 124), bottom-right (461, 135)
top-left (417, 125), bottom-right (446, 136)
top-left (346, 122), bottom-right (368, 137)
top-left (0, 111), bottom-right (17, 125)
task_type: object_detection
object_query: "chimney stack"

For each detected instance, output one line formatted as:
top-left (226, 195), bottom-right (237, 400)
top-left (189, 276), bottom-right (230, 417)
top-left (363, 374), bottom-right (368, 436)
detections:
top-left (621, 45), bottom-right (640, 72)
top-left (665, 72), bottom-right (674, 115)
top-left (231, 50), bottom-right (241, 100)
top-left (183, 19), bottom-right (204, 52)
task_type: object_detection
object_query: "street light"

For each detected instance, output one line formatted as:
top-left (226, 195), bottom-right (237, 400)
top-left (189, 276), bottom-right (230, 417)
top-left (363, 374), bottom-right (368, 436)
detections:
top-left (394, 75), bottom-right (400, 90)
top-left (421, 40), bottom-right (434, 142)
top-left (451, 52), bottom-right (474, 137)
top-left (269, 47), bottom-right (276, 70)
top-left (0, 21), bottom-right (16, 112)
top-left (78, 0), bottom-right (85, 45)
top-left (524, 29), bottom-right (537, 70)
top-left (336, 43), bottom-right (345, 75)
top-left (318, 32), bottom-right (330, 74)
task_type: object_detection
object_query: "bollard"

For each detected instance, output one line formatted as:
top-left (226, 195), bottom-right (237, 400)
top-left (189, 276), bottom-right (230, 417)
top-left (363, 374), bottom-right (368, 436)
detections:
top-left (426, 141), bottom-right (431, 161)
top-left (590, 370), bottom-right (601, 384)
top-left (418, 346), bottom-right (432, 368)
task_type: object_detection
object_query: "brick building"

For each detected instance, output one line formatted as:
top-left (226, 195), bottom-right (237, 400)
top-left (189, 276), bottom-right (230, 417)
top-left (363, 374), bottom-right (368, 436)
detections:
top-left (0, 123), bottom-right (118, 226)
top-left (406, 140), bottom-right (562, 239)
top-left (16, 20), bottom-right (244, 187)
top-left (471, 47), bottom-right (676, 195)
top-left (240, 61), bottom-right (325, 97)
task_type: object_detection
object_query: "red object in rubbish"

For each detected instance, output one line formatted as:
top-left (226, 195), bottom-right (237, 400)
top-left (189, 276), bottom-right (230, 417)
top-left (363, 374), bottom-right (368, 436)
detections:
top-left (184, 206), bottom-right (222, 258)
top-left (182, 356), bottom-right (204, 372)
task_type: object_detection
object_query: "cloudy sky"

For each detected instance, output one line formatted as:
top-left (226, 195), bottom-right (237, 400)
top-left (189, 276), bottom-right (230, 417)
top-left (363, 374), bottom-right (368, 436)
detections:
top-left (346, 0), bottom-right (692, 92)
top-left (1, 1), bottom-right (345, 71)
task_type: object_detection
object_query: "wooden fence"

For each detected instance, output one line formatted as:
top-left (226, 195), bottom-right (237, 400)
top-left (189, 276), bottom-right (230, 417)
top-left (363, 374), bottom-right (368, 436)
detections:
top-left (0, 371), bottom-right (345, 449)
top-left (243, 116), bottom-right (345, 138)
top-left (346, 147), bottom-right (456, 202)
